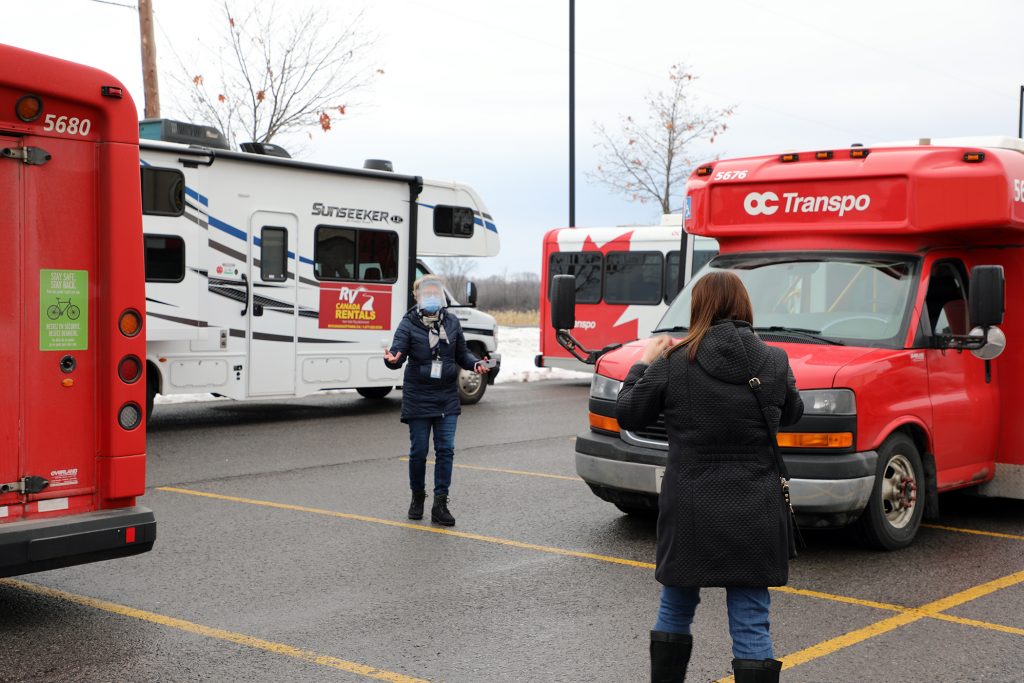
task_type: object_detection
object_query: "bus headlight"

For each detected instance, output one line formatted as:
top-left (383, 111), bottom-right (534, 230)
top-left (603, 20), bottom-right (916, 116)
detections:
top-left (799, 389), bottom-right (856, 415)
top-left (590, 374), bottom-right (623, 401)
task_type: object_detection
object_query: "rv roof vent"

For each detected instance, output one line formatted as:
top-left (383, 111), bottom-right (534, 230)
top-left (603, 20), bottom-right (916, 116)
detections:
top-left (139, 118), bottom-right (230, 150)
top-left (240, 142), bottom-right (291, 158)
top-left (364, 159), bottom-right (394, 172)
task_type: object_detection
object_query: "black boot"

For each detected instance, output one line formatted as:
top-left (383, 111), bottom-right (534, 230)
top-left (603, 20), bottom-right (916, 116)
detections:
top-left (407, 491), bottom-right (427, 520)
top-left (650, 630), bottom-right (692, 682)
top-left (431, 495), bottom-right (455, 526)
top-left (732, 658), bottom-right (782, 683)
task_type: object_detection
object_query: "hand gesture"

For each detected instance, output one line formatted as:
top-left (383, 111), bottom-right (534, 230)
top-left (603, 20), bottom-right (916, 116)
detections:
top-left (384, 349), bottom-right (402, 364)
top-left (474, 357), bottom-right (490, 375)
top-left (640, 335), bottom-right (673, 365)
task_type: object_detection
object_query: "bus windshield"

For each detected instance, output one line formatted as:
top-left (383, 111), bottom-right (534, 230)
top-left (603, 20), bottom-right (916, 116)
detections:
top-left (654, 253), bottom-right (919, 347)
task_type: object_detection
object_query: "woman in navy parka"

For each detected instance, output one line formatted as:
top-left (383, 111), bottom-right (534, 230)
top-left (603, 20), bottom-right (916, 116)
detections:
top-left (384, 275), bottom-right (489, 525)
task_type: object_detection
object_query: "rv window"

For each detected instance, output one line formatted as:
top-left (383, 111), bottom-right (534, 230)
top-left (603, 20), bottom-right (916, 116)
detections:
top-left (605, 251), bottom-right (663, 305)
top-left (434, 205), bottom-right (475, 238)
top-left (315, 225), bottom-right (398, 282)
top-left (548, 252), bottom-right (602, 304)
top-left (665, 251), bottom-right (682, 302)
top-left (260, 227), bottom-right (288, 282)
top-left (144, 234), bottom-right (185, 282)
top-left (141, 167), bottom-right (185, 217)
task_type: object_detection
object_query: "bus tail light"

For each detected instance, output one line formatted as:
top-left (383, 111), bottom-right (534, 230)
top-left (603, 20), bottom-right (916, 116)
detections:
top-left (125, 527), bottom-right (136, 543)
top-left (589, 412), bottom-right (620, 434)
top-left (118, 355), bottom-right (142, 383)
top-left (777, 432), bottom-right (853, 448)
top-left (119, 309), bottom-right (142, 337)
top-left (118, 403), bottom-right (142, 430)
top-left (15, 94), bottom-right (42, 122)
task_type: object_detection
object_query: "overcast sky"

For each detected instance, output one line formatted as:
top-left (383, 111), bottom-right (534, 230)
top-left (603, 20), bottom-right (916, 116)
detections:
top-left (4, 1), bottom-right (1023, 275)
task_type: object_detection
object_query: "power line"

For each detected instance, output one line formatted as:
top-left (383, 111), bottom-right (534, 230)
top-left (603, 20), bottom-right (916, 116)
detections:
top-left (88, 0), bottom-right (137, 9)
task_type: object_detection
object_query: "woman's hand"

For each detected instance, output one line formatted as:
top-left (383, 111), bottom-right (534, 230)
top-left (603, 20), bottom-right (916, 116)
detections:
top-left (384, 350), bottom-right (402, 364)
top-left (474, 358), bottom-right (491, 375)
top-left (640, 335), bottom-right (673, 365)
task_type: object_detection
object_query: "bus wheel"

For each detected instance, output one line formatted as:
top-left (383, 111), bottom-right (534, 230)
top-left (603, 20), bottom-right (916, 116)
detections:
top-left (458, 368), bottom-right (487, 405)
top-left (852, 433), bottom-right (924, 550)
top-left (357, 386), bottom-right (392, 399)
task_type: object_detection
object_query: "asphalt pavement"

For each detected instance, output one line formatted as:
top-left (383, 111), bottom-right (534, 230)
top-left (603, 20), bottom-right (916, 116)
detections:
top-left (1, 380), bottom-right (1023, 682)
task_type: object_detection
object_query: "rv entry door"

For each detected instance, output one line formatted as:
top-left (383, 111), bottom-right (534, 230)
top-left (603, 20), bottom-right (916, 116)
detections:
top-left (248, 211), bottom-right (299, 396)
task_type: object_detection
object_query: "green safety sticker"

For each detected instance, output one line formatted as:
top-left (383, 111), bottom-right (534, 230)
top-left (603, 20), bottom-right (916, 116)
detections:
top-left (40, 269), bottom-right (88, 351)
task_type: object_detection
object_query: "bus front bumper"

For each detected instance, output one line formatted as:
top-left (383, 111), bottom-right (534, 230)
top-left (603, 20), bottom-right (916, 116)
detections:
top-left (575, 431), bottom-right (878, 524)
top-left (0, 506), bottom-right (156, 578)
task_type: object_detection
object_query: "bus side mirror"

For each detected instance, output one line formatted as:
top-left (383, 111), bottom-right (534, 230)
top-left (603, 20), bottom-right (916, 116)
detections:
top-left (466, 281), bottom-right (478, 308)
top-left (551, 274), bottom-right (577, 330)
top-left (969, 265), bottom-right (1005, 328)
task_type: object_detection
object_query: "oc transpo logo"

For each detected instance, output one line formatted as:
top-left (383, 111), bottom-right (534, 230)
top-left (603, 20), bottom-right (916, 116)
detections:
top-left (743, 190), bottom-right (871, 217)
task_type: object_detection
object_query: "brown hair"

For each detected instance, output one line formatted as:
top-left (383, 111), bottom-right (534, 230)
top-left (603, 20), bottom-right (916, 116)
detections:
top-left (666, 271), bottom-right (754, 361)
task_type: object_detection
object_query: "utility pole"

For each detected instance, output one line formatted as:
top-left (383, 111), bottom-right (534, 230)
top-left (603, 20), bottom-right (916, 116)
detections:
top-left (568, 0), bottom-right (575, 228)
top-left (138, 0), bottom-right (161, 119)
top-left (1018, 85), bottom-right (1023, 139)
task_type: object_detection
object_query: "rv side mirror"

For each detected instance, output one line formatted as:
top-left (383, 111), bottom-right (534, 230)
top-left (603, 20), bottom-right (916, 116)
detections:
top-left (465, 281), bottom-right (478, 308)
top-left (969, 265), bottom-right (1005, 328)
top-left (551, 274), bottom-right (577, 331)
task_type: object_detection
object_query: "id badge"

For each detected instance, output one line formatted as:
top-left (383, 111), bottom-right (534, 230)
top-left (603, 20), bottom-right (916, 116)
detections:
top-left (430, 359), bottom-right (443, 379)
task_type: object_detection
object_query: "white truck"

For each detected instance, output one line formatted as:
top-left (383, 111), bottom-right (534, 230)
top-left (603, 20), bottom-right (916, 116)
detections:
top-left (138, 122), bottom-right (501, 416)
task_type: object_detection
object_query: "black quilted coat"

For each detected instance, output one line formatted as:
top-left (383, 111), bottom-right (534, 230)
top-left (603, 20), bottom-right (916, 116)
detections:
top-left (616, 320), bottom-right (803, 587)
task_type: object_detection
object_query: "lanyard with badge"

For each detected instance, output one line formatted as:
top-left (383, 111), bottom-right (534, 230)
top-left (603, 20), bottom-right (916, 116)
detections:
top-left (430, 323), bottom-right (443, 379)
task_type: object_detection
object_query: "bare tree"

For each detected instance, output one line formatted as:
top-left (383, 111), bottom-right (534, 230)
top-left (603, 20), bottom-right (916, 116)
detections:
top-left (430, 257), bottom-right (478, 302)
top-left (589, 63), bottom-right (734, 214)
top-left (169, 2), bottom-right (381, 148)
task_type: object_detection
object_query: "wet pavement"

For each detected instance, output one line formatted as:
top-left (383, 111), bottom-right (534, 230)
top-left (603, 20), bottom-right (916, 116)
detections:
top-left (1, 380), bottom-right (1022, 682)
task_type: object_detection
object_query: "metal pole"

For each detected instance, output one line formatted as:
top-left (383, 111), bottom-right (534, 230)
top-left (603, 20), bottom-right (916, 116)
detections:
top-left (569, 0), bottom-right (575, 228)
top-left (138, 0), bottom-right (161, 119)
top-left (1018, 85), bottom-right (1023, 139)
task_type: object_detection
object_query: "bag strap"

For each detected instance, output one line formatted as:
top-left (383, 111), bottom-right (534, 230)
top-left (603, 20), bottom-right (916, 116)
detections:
top-left (736, 340), bottom-right (791, 481)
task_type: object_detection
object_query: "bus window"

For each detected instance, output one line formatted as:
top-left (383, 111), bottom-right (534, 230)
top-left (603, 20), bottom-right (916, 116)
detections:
top-left (549, 251), bottom-right (602, 304)
top-left (315, 226), bottom-right (356, 279)
top-left (605, 251), bottom-right (663, 305)
top-left (260, 227), bottom-right (288, 282)
top-left (665, 251), bottom-right (681, 302)
top-left (144, 235), bottom-right (185, 282)
top-left (358, 230), bottom-right (399, 281)
top-left (315, 226), bottom-right (398, 282)
top-left (434, 205), bottom-right (475, 238)
top-left (141, 167), bottom-right (185, 217)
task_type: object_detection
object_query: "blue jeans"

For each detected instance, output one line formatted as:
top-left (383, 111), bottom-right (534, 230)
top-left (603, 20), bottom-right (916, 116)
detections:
top-left (407, 415), bottom-right (458, 496)
top-left (654, 585), bottom-right (773, 660)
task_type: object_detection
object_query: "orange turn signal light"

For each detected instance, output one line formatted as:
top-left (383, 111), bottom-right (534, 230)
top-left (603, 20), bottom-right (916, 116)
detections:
top-left (777, 432), bottom-right (853, 449)
top-left (119, 309), bottom-right (142, 337)
top-left (850, 148), bottom-right (870, 159)
top-left (815, 151), bottom-right (833, 160)
top-left (61, 378), bottom-right (74, 388)
top-left (15, 95), bottom-right (42, 122)
top-left (780, 153), bottom-right (799, 163)
top-left (963, 151), bottom-right (985, 163)
top-left (589, 412), bottom-right (620, 434)
top-left (695, 165), bottom-right (714, 177)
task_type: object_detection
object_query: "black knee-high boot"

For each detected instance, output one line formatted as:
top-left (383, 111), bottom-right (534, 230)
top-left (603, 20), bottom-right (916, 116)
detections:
top-left (650, 630), bottom-right (692, 682)
top-left (732, 658), bottom-right (782, 682)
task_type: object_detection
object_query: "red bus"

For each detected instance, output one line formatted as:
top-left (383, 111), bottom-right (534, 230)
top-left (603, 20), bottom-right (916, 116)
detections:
top-left (1, 44), bottom-right (155, 576)
top-left (556, 137), bottom-right (1023, 549)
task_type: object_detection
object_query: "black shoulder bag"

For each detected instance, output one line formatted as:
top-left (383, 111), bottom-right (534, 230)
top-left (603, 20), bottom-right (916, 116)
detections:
top-left (739, 347), bottom-right (804, 559)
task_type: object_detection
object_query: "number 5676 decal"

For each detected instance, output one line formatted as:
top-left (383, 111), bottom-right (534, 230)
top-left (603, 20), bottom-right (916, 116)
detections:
top-left (43, 114), bottom-right (92, 137)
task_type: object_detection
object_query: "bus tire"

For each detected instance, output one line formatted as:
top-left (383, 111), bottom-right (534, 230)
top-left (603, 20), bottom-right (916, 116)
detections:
top-left (458, 368), bottom-right (487, 405)
top-left (851, 433), bottom-right (924, 550)
top-left (357, 386), bottom-right (392, 399)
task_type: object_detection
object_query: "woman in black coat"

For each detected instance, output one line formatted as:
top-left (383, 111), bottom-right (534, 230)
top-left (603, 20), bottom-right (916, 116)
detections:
top-left (616, 271), bottom-right (803, 683)
top-left (384, 275), bottom-right (489, 526)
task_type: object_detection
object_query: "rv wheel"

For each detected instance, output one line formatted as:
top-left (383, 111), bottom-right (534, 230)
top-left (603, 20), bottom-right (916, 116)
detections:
top-left (357, 386), bottom-right (392, 399)
top-left (851, 433), bottom-right (924, 550)
top-left (458, 368), bottom-right (487, 405)
top-left (145, 372), bottom-right (157, 424)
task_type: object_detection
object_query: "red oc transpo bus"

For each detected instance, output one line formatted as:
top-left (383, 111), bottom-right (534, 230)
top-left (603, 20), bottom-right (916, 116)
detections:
top-left (559, 137), bottom-right (1024, 549)
top-left (0, 44), bottom-right (155, 577)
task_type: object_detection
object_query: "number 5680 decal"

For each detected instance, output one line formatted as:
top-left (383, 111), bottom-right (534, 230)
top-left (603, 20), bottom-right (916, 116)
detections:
top-left (42, 114), bottom-right (92, 136)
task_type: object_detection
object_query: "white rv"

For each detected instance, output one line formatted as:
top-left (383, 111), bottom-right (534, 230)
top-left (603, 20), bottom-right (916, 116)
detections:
top-left (139, 130), bottom-right (500, 417)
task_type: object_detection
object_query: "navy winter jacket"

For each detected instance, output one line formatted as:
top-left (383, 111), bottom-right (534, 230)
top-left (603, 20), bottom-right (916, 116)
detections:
top-left (386, 308), bottom-right (480, 422)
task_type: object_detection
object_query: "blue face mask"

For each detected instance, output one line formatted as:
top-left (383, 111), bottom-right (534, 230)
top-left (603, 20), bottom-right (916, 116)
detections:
top-left (420, 295), bottom-right (444, 313)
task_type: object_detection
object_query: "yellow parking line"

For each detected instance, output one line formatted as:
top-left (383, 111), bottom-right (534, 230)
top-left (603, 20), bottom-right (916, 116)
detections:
top-left (159, 486), bottom-right (1024, 642)
top-left (715, 568), bottom-right (1024, 683)
top-left (0, 578), bottom-right (428, 683)
top-left (922, 523), bottom-right (1024, 541)
top-left (157, 487), bottom-right (655, 570)
top-left (398, 457), bottom-right (580, 481)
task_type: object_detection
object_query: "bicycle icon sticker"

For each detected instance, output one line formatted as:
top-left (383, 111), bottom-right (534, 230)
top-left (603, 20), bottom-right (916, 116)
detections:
top-left (40, 269), bottom-right (88, 351)
top-left (46, 298), bottom-right (81, 321)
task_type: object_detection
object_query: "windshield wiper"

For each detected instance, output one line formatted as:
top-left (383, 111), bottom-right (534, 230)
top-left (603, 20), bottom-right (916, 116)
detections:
top-left (651, 325), bottom-right (688, 334)
top-left (754, 326), bottom-right (845, 346)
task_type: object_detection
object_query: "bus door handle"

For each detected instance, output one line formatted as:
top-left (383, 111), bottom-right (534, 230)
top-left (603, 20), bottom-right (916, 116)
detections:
top-left (240, 274), bottom-right (250, 316)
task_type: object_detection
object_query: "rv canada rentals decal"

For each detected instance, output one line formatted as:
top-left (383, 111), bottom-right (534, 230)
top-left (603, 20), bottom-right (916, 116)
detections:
top-left (318, 283), bottom-right (393, 330)
top-left (743, 191), bottom-right (871, 217)
top-left (311, 203), bottom-right (403, 224)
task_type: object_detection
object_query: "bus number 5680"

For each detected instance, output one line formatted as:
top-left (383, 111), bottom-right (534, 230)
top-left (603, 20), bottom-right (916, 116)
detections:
top-left (43, 114), bottom-right (92, 136)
